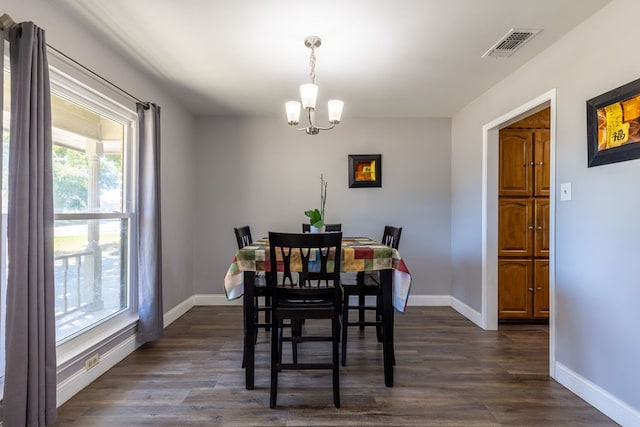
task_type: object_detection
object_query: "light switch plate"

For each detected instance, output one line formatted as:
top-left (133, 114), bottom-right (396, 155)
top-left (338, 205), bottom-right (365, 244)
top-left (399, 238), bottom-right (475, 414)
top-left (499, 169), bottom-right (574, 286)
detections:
top-left (560, 182), bottom-right (572, 201)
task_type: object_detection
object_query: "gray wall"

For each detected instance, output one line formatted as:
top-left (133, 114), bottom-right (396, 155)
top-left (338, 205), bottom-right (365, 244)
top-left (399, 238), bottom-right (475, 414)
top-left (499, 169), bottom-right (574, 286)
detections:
top-left (451, 0), bottom-right (639, 414)
top-left (192, 116), bottom-right (452, 299)
top-left (4, 0), bottom-right (197, 312)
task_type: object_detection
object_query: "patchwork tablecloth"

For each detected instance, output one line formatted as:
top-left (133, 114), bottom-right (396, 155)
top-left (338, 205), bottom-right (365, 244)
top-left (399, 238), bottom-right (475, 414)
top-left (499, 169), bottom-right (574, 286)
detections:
top-left (224, 237), bottom-right (412, 312)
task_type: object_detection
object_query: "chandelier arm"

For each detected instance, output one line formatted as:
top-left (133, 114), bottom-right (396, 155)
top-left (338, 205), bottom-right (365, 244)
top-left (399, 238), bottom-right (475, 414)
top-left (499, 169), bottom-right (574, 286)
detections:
top-left (313, 124), bottom-right (336, 131)
top-left (302, 108), bottom-right (335, 131)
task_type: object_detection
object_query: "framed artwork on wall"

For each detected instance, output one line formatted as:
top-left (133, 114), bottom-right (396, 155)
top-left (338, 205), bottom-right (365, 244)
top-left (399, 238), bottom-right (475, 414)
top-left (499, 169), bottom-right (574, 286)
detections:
top-left (587, 77), bottom-right (640, 167)
top-left (348, 154), bottom-right (382, 188)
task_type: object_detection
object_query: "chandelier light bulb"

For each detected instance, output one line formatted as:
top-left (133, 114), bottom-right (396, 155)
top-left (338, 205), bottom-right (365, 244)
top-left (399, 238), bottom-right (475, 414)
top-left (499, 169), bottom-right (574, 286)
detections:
top-left (328, 99), bottom-right (344, 124)
top-left (285, 101), bottom-right (301, 125)
top-left (300, 84), bottom-right (318, 110)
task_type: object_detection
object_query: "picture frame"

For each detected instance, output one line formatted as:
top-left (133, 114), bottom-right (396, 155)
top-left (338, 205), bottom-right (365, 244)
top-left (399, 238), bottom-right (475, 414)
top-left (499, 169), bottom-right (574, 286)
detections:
top-left (587, 77), bottom-right (640, 167)
top-left (348, 154), bottom-right (382, 188)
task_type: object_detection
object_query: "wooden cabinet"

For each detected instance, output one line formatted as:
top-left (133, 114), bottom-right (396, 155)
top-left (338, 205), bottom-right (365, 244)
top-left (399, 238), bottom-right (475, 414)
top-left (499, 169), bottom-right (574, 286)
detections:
top-left (499, 129), bottom-right (549, 197)
top-left (534, 199), bottom-right (549, 258)
top-left (533, 260), bottom-right (549, 318)
top-left (534, 130), bottom-right (550, 197)
top-left (498, 259), bottom-right (532, 318)
top-left (498, 108), bottom-right (550, 321)
top-left (499, 130), bottom-right (532, 196)
top-left (498, 259), bottom-right (549, 320)
top-left (498, 198), bottom-right (533, 257)
top-left (498, 198), bottom-right (548, 258)
top-left (507, 108), bottom-right (550, 130)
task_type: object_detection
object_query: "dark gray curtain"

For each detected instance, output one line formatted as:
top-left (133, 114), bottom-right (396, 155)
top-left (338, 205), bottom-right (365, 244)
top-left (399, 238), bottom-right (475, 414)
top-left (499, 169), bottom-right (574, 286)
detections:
top-left (3, 22), bottom-right (57, 426)
top-left (136, 103), bottom-right (163, 344)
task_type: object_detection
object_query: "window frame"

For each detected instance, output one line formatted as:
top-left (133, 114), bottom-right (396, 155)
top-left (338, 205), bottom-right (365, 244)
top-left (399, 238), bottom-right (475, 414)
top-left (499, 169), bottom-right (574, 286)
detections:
top-left (0, 32), bottom-right (7, 396)
top-left (46, 50), bottom-right (140, 365)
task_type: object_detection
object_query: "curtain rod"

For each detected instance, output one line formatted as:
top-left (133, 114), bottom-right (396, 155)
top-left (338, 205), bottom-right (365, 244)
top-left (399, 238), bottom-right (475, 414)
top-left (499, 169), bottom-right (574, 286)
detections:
top-left (47, 45), bottom-right (147, 106)
top-left (0, 12), bottom-right (148, 107)
top-left (0, 13), bottom-right (16, 35)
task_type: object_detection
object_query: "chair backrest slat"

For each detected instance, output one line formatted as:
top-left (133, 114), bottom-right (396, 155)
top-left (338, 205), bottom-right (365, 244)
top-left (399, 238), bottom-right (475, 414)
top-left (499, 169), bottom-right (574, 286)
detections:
top-left (382, 225), bottom-right (402, 250)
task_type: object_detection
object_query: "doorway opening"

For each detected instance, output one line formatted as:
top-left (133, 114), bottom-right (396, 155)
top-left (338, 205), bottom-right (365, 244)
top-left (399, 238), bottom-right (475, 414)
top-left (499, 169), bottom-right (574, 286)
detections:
top-left (481, 89), bottom-right (556, 377)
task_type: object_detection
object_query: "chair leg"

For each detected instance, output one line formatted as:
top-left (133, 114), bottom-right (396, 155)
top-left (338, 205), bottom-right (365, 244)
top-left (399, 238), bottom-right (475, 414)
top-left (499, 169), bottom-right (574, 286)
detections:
top-left (375, 297), bottom-right (396, 366)
top-left (292, 320), bottom-right (301, 364)
top-left (358, 292), bottom-right (366, 330)
top-left (375, 297), bottom-right (383, 343)
top-left (265, 295), bottom-right (271, 331)
top-left (278, 321), bottom-right (284, 364)
top-left (270, 319), bottom-right (279, 408)
top-left (341, 293), bottom-right (349, 366)
top-left (332, 315), bottom-right (340, 408)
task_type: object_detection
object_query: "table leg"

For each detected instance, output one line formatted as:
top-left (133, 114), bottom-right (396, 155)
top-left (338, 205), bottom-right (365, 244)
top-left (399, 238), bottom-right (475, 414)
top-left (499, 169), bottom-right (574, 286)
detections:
top-left (244, 271), bottom-right (255, 390)
top-left (380, 268), bottom-right (394, 387)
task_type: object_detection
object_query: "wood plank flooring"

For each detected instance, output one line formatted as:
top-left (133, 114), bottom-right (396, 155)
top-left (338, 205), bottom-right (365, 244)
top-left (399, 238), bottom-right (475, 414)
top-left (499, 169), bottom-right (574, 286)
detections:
top-left (55, 306), bottom-right (617, 426)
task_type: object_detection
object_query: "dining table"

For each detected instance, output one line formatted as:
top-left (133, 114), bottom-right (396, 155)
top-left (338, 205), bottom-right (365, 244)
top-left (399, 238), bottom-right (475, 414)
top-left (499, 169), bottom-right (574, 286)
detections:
top-left (224, 236), bottom-right (412, 389)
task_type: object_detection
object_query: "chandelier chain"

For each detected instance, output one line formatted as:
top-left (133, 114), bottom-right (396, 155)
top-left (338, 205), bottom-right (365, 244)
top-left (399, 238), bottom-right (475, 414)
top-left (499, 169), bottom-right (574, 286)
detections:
top-left (309, 45), bottom-right (316, 84)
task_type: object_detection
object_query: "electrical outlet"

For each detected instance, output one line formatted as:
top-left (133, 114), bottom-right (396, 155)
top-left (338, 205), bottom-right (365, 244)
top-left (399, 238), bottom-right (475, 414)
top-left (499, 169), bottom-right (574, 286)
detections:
top-left (85, 354), bottom-right (100, 370)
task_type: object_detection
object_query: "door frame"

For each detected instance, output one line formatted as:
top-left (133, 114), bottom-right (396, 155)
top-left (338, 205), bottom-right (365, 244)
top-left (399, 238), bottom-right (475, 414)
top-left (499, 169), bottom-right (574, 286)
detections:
top-left (481, 89), bottom-right (557, 377)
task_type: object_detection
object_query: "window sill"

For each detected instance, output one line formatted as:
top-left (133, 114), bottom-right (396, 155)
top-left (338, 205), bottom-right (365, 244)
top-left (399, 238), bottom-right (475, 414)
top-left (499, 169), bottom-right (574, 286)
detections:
top-left (56, 312), bottom-right (139, 369)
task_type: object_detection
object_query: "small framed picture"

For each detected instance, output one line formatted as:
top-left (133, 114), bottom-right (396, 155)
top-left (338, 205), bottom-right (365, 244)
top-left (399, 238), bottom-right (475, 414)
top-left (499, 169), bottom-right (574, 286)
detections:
top-left (587, 77), bottom-right (640, 167)
top-left (348, 154), bottom-right (382, 188)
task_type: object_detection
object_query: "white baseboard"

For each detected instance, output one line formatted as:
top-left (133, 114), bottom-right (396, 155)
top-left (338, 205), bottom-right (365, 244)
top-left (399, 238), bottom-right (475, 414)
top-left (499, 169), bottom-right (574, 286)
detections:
top-left (163, 295), bottom-right (196, 327)
top-left (194, 293), bottom-right (242, 306)
top-left (554, 362), bottom-right (640, 426)
top-left (450, 296), bottom-right (483, 328)
top-left (56, 334), bottom-right (138, 406)
top-left (407, 294), bottom-right (451, 306)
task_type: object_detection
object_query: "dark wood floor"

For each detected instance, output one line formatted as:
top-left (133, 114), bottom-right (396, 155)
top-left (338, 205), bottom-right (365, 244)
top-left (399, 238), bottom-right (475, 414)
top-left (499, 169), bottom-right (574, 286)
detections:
top-left (55, 306), bottom-right (617, 426)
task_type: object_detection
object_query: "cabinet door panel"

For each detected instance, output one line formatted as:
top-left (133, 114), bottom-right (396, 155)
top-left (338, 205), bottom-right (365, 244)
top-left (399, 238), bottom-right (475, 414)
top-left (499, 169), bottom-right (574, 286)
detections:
top-left (534, 130), bottom-right (551, 196)
top-left (499, 130), bottom-right (533, 196)
top-left (499, 198), bottom-right (533, 257)
top-left (534, 198), bottom-right (550, 257)
top-left (498, 259), bottom-right (533, 319)
top-left (534, 260), bottom-right (549, 318)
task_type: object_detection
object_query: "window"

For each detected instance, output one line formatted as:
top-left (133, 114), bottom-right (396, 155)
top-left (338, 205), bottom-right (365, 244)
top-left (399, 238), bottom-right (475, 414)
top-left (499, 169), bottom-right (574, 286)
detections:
top-left (0, 43), bottom-right (139, 369)
top-left (51, 93), bottom-right (133, 342)
top-left (48, 57), bottom-right (138, 347)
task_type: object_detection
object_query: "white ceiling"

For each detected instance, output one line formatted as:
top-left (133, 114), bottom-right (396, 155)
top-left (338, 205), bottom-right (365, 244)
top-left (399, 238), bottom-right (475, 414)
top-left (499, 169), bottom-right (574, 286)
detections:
top-left (59, 0), bottom-right (610, 118)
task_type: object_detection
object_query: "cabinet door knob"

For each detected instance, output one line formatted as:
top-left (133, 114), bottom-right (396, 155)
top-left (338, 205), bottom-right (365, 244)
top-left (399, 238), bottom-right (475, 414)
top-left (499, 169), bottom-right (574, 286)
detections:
top-left (537, 162), bottom-right (544, 166)
top-left (528, 288), bottom-right (533, 292)
top-left (537, 287), bottom-right (542, 291)
top-left (537, 226), bottom-right (543, 230)
top-left (528, 226), bottom-right (534, 230)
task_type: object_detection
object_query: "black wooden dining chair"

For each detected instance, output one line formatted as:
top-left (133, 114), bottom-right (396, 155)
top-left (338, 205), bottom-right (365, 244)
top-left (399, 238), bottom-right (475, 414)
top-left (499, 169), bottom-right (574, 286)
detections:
top-left (341, 225), bottom-right (402, 366)
top-left (302, 223), bottom-right (342, 232)
top-left (235, 226), bottom-right (271, 368)
top-left (268, 231), bottom-right (342, 408)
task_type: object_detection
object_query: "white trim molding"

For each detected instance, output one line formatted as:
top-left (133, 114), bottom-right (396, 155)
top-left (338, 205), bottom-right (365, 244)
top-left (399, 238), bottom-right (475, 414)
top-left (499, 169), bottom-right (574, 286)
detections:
top-left (163, 295), bottom-right (196, 327)
top-left (481, 89), bottom-right (557, 378)
top-left (57, 335), bottom-right (138, 406)
top-left (555, 362), bottom-right (640, 426)
top-left (450, 296), bottom-right (483, 328)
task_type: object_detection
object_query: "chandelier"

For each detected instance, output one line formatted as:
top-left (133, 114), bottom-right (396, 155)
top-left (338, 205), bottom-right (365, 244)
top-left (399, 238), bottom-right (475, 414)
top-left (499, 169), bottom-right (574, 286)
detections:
top-left (285, 36), bottom-right (344, 135)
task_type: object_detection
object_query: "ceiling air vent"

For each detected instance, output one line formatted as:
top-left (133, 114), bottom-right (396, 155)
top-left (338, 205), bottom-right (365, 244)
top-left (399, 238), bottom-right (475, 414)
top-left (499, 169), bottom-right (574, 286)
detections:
top-left (482, 28), bottom-right (542, 58)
